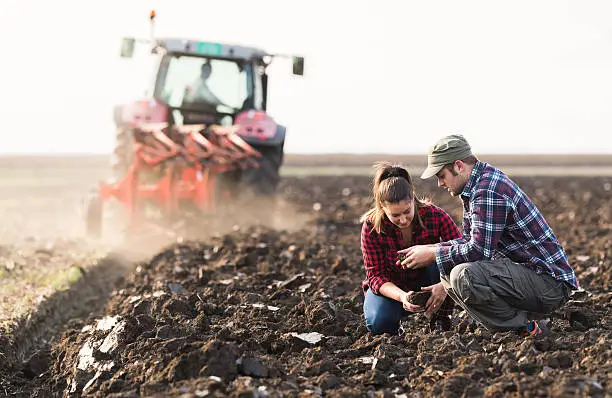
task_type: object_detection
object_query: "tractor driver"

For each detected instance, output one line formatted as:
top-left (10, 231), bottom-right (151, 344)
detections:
top-left (184, 62), bottom-right (231, 111)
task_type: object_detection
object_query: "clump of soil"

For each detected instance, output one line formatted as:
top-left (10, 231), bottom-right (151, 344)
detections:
top-left (8, 175), bottom-right (612, 397)
top-left (408, 291), bottom-right (431, 307)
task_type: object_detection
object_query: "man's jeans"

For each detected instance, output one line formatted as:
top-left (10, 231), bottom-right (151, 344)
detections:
top-left (440, 258), bottom-right (572, 331)
top-left (363, 263), bottom-right (447, 335)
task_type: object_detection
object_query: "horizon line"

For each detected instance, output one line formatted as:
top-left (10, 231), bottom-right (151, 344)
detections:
top-left (1, 152), bottom-right (611, 157)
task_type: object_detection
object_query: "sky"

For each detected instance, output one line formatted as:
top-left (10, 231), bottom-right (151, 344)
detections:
top-left (0, 0), bottom-right (611, 155)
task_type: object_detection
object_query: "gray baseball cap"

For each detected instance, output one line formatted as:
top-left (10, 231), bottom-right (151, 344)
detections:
top-left (420, 134), bottom-right (473, 179)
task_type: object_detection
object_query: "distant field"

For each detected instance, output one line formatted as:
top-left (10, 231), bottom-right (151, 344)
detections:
top-left (283, 153), bottom-right (612, 167)
top-left (1, 153), bottom-right (612, 167)
top-left (0, 154), bottom-right (611, 182)
top-left (286, 153), bottom-right (612, 176)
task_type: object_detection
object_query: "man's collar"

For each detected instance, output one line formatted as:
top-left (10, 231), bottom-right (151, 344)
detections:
top-left (460, 160), bottom-right (485, 198)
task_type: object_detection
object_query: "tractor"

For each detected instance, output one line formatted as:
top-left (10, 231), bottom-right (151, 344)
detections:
top-left (86, 10), bottom-right (305, 238)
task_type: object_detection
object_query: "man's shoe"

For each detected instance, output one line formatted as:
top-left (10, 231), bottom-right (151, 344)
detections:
top-left (521, 319), bottom-right (549, 337)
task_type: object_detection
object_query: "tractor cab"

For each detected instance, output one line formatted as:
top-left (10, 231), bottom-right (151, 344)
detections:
top-left (117, 36), bottom-right (304, 132)
top-left (162, 55), bottom-right (252, 126)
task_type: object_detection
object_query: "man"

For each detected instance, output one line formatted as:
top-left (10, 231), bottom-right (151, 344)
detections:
top-left (398, 134), bottom-right (578, 336)
top-left (184, 63), bottom-right (228, 109)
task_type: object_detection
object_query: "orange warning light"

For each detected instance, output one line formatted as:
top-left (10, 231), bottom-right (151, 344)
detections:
top-left (150, 10), bottom-right (156, 20)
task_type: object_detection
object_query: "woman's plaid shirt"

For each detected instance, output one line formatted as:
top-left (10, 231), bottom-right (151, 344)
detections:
top-left (361, 204), bottom-right (461, 295)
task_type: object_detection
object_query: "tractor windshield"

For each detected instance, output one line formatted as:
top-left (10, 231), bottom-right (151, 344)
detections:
top-left (157, 55), bottom-right (253, 113)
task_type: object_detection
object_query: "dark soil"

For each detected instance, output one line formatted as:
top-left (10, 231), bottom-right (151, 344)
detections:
top-left (5, 175), bottom-right (612, 397)
top-left (408, 291), bottom-right (432, 308)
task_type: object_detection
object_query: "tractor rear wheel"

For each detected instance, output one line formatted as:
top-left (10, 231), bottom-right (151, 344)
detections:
top-left (111, 126), bottom-right (134, 181)
top-left (242, 143), bottom-right (284, 196)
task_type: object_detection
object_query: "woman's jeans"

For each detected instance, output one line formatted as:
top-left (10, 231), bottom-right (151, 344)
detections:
top-left (363, 263), bottom-right (444, 335)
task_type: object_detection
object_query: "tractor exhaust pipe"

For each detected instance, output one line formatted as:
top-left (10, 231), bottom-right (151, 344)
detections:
top-left (149, 10), bottom-right (156, 44)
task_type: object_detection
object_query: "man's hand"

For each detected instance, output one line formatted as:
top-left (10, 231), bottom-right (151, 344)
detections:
top-left (421, 283), bottom-right (447, 318)
top-left (401, 291), bottom-right (425, 313)
top-left (397, 245), bottom-right (437, 269)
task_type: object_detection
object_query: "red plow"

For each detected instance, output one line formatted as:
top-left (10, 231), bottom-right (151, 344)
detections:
top-left (86, 123), bottom-right (262, 238)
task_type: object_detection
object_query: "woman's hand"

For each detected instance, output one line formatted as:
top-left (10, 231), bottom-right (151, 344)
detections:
top-left (421, 283), bottom-right (447, 318)
top-left (401, 291), bottom-right (426, 313)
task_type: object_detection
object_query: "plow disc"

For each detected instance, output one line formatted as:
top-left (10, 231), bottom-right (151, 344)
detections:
top-left (87, 123), bottom-right (262, 238)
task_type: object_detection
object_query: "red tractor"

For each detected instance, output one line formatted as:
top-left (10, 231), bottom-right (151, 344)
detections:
top-left (86, 11), bottom-right (305, 238)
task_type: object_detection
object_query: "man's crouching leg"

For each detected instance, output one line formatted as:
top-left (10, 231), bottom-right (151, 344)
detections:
top-left (440, 260), bottom-right (543, 332)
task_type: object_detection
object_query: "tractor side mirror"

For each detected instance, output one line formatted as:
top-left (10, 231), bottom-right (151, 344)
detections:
top-left (120, 37), bottom-right (136, 58)
top-left (292, 56), bottom-right (305, 76)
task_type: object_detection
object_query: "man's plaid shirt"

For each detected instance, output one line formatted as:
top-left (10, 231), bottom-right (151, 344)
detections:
top-left (435, 160), bottom-right (579, 289)
top-left (361, 204), bottom-right (461, 295)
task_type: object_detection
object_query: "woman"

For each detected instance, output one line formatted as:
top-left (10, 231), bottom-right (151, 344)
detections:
top-left (360, 162), bottom-right (461, 335)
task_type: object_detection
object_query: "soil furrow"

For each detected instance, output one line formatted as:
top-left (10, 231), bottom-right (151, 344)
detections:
top-left (1, 254), bottom-right (132, 396)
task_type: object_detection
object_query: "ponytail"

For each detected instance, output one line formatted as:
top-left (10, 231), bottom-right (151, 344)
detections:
top-left (360, 162), bottom-right (429, 234)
